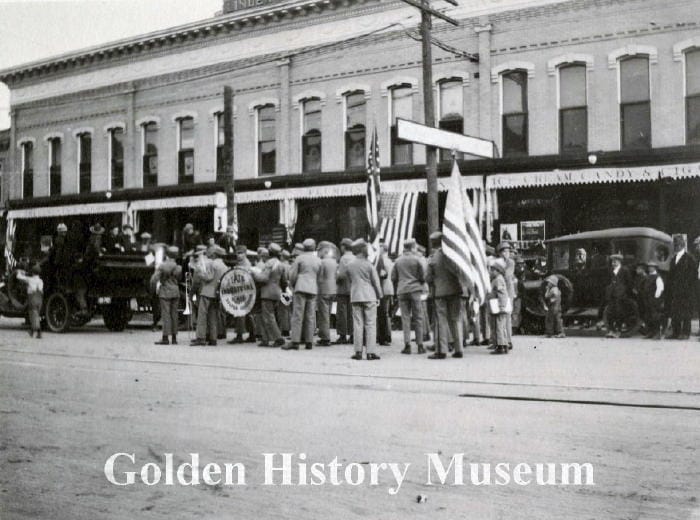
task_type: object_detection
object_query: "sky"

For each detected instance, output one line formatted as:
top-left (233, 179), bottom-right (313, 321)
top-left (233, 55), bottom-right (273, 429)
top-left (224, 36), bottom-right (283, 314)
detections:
top-left (0, 0), bottom-right (560, 130)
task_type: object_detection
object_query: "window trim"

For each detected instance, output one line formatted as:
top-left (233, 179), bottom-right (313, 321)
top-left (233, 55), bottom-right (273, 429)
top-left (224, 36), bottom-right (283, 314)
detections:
top-left (108, 127), bottom-right (125, 190)
top-left (19, 139), bottom-right (34, 199)
top-left (682, 47), bottom-right (700, 144)
top-left (47, 136), bottom-right (62, 196)
top-left (556, 62), bottom-right (589, 154)
top-left (499, 69), bottom-right (530, 157)
top-left (342, 90), bottom-right (367, 171)
top-left (254, 103), bottom-right (277, 176)
top-left (76, 131), bottom-right (92, 194)
top-left (387, 83), bottom-right (414, 166)
top-left (300, 97), bottom-right (322, 174)
top-left (176, 116), bottom-right (195, 184)
top-left (616, 54), bottom-right (652, 150)
top-left (141, 121), bottom-right (159, 188)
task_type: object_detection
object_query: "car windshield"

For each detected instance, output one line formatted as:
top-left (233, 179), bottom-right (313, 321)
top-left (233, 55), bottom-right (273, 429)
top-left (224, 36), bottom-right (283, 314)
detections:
top-left (552, 244), bottom-right (570, 271)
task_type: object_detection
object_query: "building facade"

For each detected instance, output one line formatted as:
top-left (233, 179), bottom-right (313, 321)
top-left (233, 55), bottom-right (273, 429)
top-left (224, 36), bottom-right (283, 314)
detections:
top-left (0, 0), bottom-right (698, 256)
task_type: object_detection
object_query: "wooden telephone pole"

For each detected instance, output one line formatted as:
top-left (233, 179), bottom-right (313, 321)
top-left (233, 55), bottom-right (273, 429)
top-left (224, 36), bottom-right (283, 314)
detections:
top-left (399, 0), bottom-right (458, 235)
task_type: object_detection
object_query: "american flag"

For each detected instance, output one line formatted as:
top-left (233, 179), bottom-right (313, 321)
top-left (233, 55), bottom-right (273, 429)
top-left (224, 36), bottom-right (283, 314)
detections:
top-left (374, 192), bottom-right (419, 257)
top-left (441, 160), bottom-right (489, 304)
top-left (366, 126), bottom-right (381, 239)
top-left (4, 219), bottom-right (17, 273)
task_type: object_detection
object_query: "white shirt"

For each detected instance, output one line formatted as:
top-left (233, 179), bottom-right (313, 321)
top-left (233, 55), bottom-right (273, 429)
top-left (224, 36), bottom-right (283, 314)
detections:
top-left (674, 250), bottom-right (685, 265)
top-left (612, 265), bottom-right (620, 276)
top-left (654, 276), bottom-right (664, 299)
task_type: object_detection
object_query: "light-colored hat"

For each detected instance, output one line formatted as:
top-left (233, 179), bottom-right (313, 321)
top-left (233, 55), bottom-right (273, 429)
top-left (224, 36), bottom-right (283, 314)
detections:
top-left (208, 246), bottom-right (226, 258)
top-left (166, 246), bottom-right (179, 257)
top-left (235, 245), bottom-right (247, 254)
top-left (281, 249), bottom-right (291, 259)
top-left (497, 241), bottom-right (511, 253)
top-left (302, 238), bottom-right (316, 251)
top-left (610, 253), bottom-right (623, 261)
top-left (268, 243), bottom-right (281, 254)
top-left (140, 232), bottom-right (152, 240)
top-left (429, 231), bottom-right (443, 241)
top-left (258, 247), bottom-right (269, 257)
top-left (546, 275), bottom-right (559, 286)
top-left (403, 238), bottom-right (416, 249)
top-left (56, 223), bottom-right (68, 233)
top-left (340, 238), bottom-right (353, 247)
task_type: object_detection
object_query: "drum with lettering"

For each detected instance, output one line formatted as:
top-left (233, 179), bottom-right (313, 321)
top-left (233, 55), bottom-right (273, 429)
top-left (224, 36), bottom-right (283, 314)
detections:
top-left (219, 266), bottom-right (256, 317)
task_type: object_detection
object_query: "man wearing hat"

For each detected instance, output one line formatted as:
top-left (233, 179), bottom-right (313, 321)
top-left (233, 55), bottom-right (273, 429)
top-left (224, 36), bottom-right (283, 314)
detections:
top-left (138, 232), bottom-right (153, 253)
top-left (252, 243), bottom-right (287, 347)
top-left (48, 223), bottom-right (71, 287)
top-left (604, 253), bottom-right (633, 338)
top-left (391, 238), bottom-right (426, 355)
top-left (182, 223), bottom-right (201, 255)
top-left (497, 241), bottom-right (516, 349)
top-left (643, 261), bottom-right (665, 339)
top-left (276, 249), bottom-right (293, 337)
top-left (218, 225), bottom-right (237, 254)
top-left (376, 240), bottom-right (394, 346)
top-left (666, 234), bottom-right (697, 340)
top-left (316, 243), bottom-right (338, 346)
top-left (334, 238), bottom-right (355, 344)
top-left (120, 224), bottom-right (136, 253)
top-left (187, 244), bottom-right (208, 325)
top-left (285, 238), bottom-right (322, 350)
top-left (191, 246), bottom-right (228, 346)
top-left (152, 246), bottom-right (182, 345)
top-left (341, 239), bottom-right (383, 360)
top-left (426, 231), bottom-right (464, 359)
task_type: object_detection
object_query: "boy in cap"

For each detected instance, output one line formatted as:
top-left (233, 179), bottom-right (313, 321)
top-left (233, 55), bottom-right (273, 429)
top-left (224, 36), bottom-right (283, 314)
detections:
top-left (497, 241), bottom-right (515, 349)
top-left (152, 246), bottom-right (183, 345)
top-left (644, 261), bottom-right (665, 339)
top-left (543, 275), bottom-right (565, 338)
top-left (342, 239), bottom-right (383, 360)
top-left (334, 238), bottom-right (355, 344)
top-left (285, 238), bottom-right (322, 350)
top-left (16, 264), bottom-right (44, 338)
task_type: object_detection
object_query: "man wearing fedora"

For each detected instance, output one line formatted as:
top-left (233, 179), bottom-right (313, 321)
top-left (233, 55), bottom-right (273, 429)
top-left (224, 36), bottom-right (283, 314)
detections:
top-left (152, 246), bottom-right (182, 345)
top-left (666, 234), bottom-right (697, 340)
top-left (497, 241), bottom-right (516, 349)
top-left (392, 238), bottom-right (426, 355)
top-left (334, 238), bottom-right (355, 344)
top-left (285, 238), bottom-right (322, 350)
top-left (604, 253), bottom-right (633, 338)
top-left (253, 242), bottom-right (287, 347)
top-left (643, 261), bottom-right (665, 339)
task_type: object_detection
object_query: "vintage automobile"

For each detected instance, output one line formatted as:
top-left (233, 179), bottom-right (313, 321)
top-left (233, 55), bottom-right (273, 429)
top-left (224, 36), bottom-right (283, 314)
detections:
top-left (0, 252), bottom-right (155, 333)
top-left (519, 227), bottom-right (673, 334)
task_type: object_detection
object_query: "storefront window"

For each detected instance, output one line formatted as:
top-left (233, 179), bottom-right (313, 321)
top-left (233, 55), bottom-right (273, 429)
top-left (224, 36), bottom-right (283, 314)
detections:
top-left (21, 141), bottom-right (34, 198)
top-left (49, 137), bottom-right (61, 196)
top-left (257, 105), bottom-right (276, 175)
top-left (438, 79), bottom-right (464, 162)
top-left (559, 64), bottom-right (587, 154)
top-left (502, 70), bottom-right (528, 157)
top-left (345, 91), bottom-right (366, 169)
top-left (142, 122), bottom-right (158, 187)
top-left (178, 116), bottom-right (195, 184)
top-left (685, 49), bottom-right (700, 144)
top-left (78, 133), bottom-right (92, 194)
top-left (390, 84), bottom-right (413, 165)
top-left (620, 56), bottom-right (651, 149)
top-left (110, 128), bottom-right (124, 190)
top-left (302, 98), bottom-right (322, 173)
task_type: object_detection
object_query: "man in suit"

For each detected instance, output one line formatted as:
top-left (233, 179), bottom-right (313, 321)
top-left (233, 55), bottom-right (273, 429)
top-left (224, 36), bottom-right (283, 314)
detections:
top-left (427, 232), bottom-right (464, 359)
top-left (342, 239), bottom-right (382, 360)
top-left (391, 238), bottom-right (426, 355)
top-left (217, 225), bottom-right (237, 254)
top-left (666, 235), bottom-right (698, 340)
top-left (253, 242), bottom-right (286, 347)
top-left (276, 249), bottom-right (292, 337)
top-left (376, 241), bottom-right (394, 346)
top-left (604, 253), bottom-right (633, 338)
top-left (285, 238), bottom-right (322, 350)
top-left (191, 246), bottom-right (228, 346)
top-left (334, 238), bottom-right (355, 344)
top-left (497, 241), bottom-right (516, 349)
top-left (316, 244), bottom-right (337, 346)
top-left (152, 246), bottom-right (182, 345)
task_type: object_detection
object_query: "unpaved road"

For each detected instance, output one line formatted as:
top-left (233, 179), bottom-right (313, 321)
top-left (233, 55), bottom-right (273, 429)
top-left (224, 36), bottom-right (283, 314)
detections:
top-left (1, 320), bottom-right (699, 519)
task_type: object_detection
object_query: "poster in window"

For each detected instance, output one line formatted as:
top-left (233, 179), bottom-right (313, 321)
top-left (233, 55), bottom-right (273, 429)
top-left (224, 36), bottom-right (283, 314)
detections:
top-left (520, 220), bottom-right (546, 242)
top-left (184, 155), bottom-right (194, 177)
top-left (148, 156), bottom-right (158, 175)
top-left (499, 223), bottom-right (518, 242)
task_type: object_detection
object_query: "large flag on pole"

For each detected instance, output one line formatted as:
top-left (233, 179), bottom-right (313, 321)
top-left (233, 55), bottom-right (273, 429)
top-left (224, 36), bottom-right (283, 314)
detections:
top-left (441, 159), bottom-right (490, 305)
top-left (366, 126), bottom-right (381, 240)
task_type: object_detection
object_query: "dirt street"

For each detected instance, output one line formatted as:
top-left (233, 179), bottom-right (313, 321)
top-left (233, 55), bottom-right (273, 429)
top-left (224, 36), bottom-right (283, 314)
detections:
top-left (1, 319), bottom-right (699, 519)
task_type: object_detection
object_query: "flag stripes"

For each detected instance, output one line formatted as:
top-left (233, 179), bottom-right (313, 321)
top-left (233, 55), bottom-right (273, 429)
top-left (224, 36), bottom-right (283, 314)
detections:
top-left (375, 192), bottom-right (418, 256)
top-left (441, 161), bottom-right (489, 305)
top-left (366, 127), bottom-right (381, 238)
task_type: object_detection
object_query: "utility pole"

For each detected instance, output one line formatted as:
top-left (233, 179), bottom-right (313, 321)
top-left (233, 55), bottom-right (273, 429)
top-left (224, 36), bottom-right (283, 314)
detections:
top-left (399, 0), bottom-right (459, 236)
top-left (222, 86), bottom-right (235, 232)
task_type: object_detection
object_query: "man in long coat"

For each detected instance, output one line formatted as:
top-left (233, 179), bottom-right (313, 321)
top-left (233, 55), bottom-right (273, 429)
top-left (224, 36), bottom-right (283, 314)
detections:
top-left (285, 238), bottom-right (322, 350)
top-left (666, 235), bottom-right (698, 340)
top-left (334, 238), bottom-right (355, 344)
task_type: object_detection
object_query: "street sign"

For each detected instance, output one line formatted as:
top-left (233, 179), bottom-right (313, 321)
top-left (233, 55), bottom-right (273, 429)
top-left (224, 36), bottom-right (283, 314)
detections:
top-left (396, 118), bottom-right (495, 158)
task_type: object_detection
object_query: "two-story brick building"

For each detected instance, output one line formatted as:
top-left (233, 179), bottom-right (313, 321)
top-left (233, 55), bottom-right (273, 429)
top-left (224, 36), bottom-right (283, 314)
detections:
top-left (0, 0), bottom-right (698, 256)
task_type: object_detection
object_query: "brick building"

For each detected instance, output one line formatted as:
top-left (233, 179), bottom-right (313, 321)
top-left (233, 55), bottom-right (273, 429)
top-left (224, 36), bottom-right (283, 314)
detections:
top-left (0, 0), bottom-right (698, 256)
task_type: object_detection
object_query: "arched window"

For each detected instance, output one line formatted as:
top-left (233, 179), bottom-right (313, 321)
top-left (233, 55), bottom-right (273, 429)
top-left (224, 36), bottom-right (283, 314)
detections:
top-left (685, 48), bottom-right (700, 144)
top-left (501, 70), bottom-right (528, 157)
top-left (438, 78), bottom-right (464, 161)
top-left (142, 122), bottom-right (158, 187)
top-left (344, 91), bottom-right (366, 169)
top-left (257, 104), bottom-right (276, 175)
top-left (177, 116), bottom-right (195, 184)
top-left (619, 56), bottom-right (651, 149)
top-left (389, 84), bottom-right (413, 165)
top-left (77, 133), bottom-right (92, 194)
top-left (302, 98), bottom-right (322, 173)
top-left (48, 137), bottom-right (62, 196)
top-left (21, 141), bottom-right (34, 198)
top-left (559, 63), bottom-right (588, 154)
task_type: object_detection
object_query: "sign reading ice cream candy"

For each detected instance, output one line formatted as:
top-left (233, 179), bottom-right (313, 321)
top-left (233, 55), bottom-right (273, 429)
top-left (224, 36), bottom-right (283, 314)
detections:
top-left (219, 267), bottom-right (256, 317)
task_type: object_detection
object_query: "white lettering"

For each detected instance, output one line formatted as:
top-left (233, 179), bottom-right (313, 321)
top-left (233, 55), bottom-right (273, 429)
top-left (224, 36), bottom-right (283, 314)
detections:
top-left (426, 453), bottom-right (464, 485)
top-left (202, 463), bottom-right (222, 486)
top-left (104, 452), bottom-right (136, 486)
top-left (264, 453), bottom-right (293, 485)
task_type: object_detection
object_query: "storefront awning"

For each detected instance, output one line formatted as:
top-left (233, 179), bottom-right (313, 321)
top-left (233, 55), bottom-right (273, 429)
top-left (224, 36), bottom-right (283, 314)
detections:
top-left (486, 162), bottom-right (700, 190)
top-left (6, 200), bottom-right (129, 220)
top-left (130, 192), bottom-right (226, 211)
top-left (234, 175), bottom-right (485, 204)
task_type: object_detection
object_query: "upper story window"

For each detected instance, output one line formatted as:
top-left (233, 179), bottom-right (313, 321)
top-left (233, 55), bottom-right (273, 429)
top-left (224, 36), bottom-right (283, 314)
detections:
top-left (559, 64), bottom-right (588, 154)
top-left (78, 133), bottom-right (92, 194)
top-left (619, 56), bottom-right (651, 149)
top-left (48, 137), bottom-right (62, 196)
top-left (438, 78), bottom-right (464, 162)
top-left (344, 91), bottom-right (366, 169)
top-left (302, 98), bottom-right (322, 173)
top-left (389, 84), bottom-right (413, 165)
top-left (257, 105), bottom-right (276, 175)
top-left (109, 128), bottom-right (124, 190)
top-left (501, 70), bottom-right (528, 157)
top-left (685, 49), bottom-right (700, 145)
top-left (215, 112), bottom-right (227, 177)
top-left (21, 141), bottom-right (34, 199)
top-left (177, 116), bottom-right (195, 184)
top-left (142, 122), bottom-right (158, 187)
